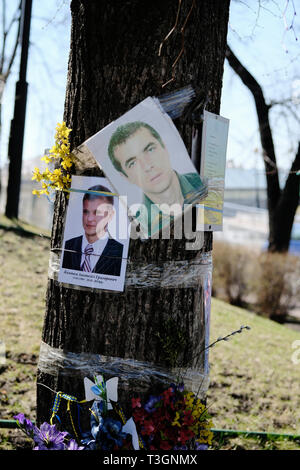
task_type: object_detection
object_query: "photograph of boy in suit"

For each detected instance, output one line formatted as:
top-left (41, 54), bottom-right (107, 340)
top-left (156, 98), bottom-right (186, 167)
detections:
top-left (62, 185), bottom-right (123, 276)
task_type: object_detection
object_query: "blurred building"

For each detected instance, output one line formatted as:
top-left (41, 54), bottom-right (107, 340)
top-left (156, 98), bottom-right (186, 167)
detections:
top-left (225, 167), bottom-right (268, 208)
top-left (217, 167), bottom-right (300, 254)
top-left (0, 156), bottom-right (53, 231)
top-left (0, 162), bottom-right (299, 254)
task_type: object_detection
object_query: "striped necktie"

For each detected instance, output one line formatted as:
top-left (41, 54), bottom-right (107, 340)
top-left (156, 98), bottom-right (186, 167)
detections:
top-left (81, 244), bottom-right (94, 272)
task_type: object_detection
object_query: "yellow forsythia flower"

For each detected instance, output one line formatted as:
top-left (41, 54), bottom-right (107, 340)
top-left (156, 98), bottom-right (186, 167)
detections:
top-left (32, 122), bottom-right (74, 197)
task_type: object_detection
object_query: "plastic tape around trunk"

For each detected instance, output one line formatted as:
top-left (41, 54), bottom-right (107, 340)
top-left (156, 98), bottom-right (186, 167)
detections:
top-left (48, 250), bottom-right (212, 291)
top-left (38, 341), bottom-right (210, 397)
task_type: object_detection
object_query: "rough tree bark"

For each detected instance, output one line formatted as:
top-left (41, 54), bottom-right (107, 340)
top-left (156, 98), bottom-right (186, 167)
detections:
top-left (36, 0), bottom-right (230, 434)
top-left (226, 45), bottom-right (300, 253)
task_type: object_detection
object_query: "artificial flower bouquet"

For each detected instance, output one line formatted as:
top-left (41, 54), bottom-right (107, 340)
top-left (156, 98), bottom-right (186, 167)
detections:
top-left (14, 378), bottom-right (213, 451)
top-left (14, 327), bottom-right (251, 450)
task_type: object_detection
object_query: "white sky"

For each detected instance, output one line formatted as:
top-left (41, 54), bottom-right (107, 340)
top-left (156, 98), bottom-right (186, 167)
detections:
top-left (1, 0), bottom-right (300, 179)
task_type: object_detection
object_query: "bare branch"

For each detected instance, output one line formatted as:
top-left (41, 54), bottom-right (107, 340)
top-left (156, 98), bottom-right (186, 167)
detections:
top-left (268, 99), bottom-right (300, 126)
top-left (5, 0), bottom-right (20, 36)
top-left (40, 0), bottom-right (69, 30)
top-left (4, 4), bottom-right (21, 80)
top-left (284, 102), bottom-right (300, 125)
top-left (268, 97), bottom-right (300, 118)
top-left (0, 0), bottom-right (21, 77)
top-left (0, 0), bottom-right (7, 73)
top-left (2, 0), bottom-right (6, 34)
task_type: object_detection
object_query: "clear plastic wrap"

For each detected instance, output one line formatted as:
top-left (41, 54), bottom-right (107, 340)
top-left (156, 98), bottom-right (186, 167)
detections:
top-left (44, 251), bottom-right (212, 398)
top-left (48, 249), bottom-right (212, 291)
top-left (38, 341), bottom-right (210, 397)
top-left (156, 84), bottom-right (196, 119)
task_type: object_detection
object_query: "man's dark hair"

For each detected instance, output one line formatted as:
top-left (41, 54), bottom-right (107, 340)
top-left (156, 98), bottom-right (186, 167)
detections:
top-left (83, 185), bottom-right (114, 206)
top-left (107, 121), bottom-right (165, 175)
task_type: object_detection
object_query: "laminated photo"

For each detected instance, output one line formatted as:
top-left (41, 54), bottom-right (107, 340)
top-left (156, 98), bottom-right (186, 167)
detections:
top-left (197, 110), bottom-right (229, 231)
top-left (58, 175), bottom-right (130, 292)
top-left (84, 97), bottom-right (208, 238)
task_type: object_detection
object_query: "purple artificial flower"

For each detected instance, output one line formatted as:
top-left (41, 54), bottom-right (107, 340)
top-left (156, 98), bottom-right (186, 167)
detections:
top-left (14, 413), bottom-right (34, 430)
top-left (33, 422), bottom-right (68, 450)
top-left (169, 383), bottom-right (184, 394)
top-left (144, 395), bottom-right (161, 413)
top-left (195, 443), bottom-right (208, 450)
top-left (67, 439), bottom-right (84, 450)
top-left (14, 413), bottom-right (35, 437)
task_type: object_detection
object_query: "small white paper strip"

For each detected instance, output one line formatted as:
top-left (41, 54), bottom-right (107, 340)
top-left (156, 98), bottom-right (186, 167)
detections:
top-left (122, 417), bottom-right (140, 450)
top-left (84, 375), bottom-right (118, 410)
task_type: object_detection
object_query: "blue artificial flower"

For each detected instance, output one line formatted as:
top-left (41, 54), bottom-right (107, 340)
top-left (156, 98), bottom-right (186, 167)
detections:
top-left (101, 417), bottom-right (127, 447)
top-left (82, 400), bottom-right (128, 450)
top-left (80, 432), bottom-right (97, 450)
top-left (90, 401), bottom-right (104, 440)
top-left (91, 376), bottom-right (107, 401)
top-left (80, 401), bottom-right (104, 450)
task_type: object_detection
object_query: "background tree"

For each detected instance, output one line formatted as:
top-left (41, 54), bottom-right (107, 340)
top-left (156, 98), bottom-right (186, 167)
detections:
top-left (0, 0), bottom-right (21, 135)
top-left (226, 45), bottom-right (300, 252)
top-left (36, 0), bottom-right (230, 432)
top-left (5, 0), bottom-right (32, 219)
top-left (0, 0), bottom-right (22, 193)
top-left (0, 0), bottom-right (70, 217)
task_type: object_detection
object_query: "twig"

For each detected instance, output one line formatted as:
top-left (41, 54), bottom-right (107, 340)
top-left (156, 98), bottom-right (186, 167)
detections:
top-left (204, 325), bottom-right (251, 352)
top-left (158, 0), bottom-right (182, 57)
top-left (37, 382), bottom-right (57, 394)
top-left (2, 0), bottom-right (21, 80)
top-left (192, 326), bottom-right (251, 401)
top-left (175, 325), bottom-right (251, 400)
top-left (160, 0), bottom-right (196, 88)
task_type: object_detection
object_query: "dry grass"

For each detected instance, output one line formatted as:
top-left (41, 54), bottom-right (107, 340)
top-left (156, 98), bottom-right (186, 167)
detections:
top-left (208, 299), bottom-right (300, 449)
top-left (0, 216), bottom-right (50, 449)
top-left (212, 241), bottom-right (300, 322)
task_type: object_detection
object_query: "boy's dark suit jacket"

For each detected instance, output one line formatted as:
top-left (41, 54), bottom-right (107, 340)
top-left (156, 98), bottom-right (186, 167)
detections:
top-left (62, 235), bottom-right (123, 276)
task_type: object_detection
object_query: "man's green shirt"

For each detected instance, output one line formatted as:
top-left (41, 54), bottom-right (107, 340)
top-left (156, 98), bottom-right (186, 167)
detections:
top-left (136, 171), bottom-right (207, 237)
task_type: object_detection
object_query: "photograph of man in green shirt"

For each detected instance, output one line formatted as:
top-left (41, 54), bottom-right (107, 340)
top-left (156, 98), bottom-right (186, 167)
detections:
top-left (108, 121), bottom-right (207, 237)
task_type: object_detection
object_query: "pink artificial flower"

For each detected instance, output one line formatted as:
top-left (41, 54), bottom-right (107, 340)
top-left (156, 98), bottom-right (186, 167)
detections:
top-left (142, 420), bottom-right (155, 435)
top-left (131, 397), bottom-right (141, 409)
top-left (160, 440), bottom-right (172, 450)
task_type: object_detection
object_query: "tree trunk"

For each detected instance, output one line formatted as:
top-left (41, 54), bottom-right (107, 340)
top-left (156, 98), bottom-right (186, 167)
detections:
top-left (268, 143), bottom-right (300, 252)
top-left (36, 0), bottom-right (230, 437)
